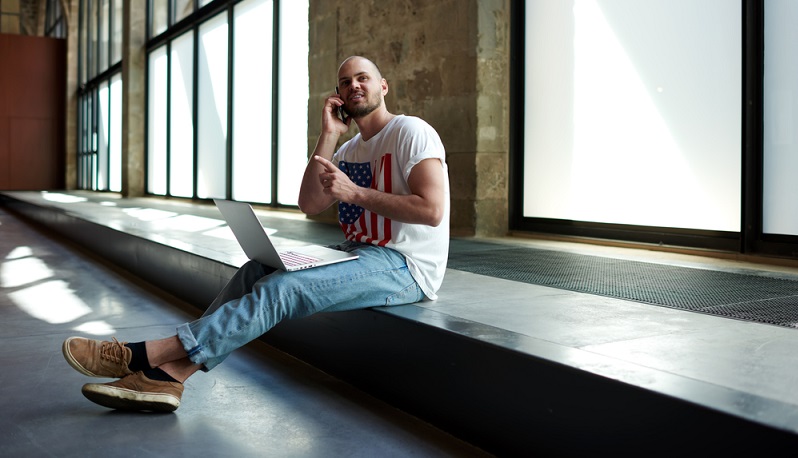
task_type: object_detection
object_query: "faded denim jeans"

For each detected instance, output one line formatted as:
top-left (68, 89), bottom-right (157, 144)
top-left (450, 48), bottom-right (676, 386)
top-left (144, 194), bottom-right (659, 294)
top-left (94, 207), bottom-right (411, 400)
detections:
top-left (176, 241), bottom-right (424, 370)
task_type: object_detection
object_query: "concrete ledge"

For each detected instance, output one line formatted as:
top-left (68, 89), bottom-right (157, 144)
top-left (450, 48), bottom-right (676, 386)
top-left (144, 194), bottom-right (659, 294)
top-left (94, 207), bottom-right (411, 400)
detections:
top-left (4, 191), bottom-right (798, 455)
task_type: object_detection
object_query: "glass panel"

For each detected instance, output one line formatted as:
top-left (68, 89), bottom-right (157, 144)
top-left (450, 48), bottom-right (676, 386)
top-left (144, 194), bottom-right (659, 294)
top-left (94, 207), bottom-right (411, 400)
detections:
top-left (46, 8), bottom-right (62, 37)
top-left (277, 0), bottom-right (308, 206)
top-left (109, 74), bottom-right (123, 192)
top-left (80, 0), bottom-right (88, 84)
top-left (763, 0), bottom-right (798, 236)
top-left (147, 46), bottom-right (169, 195)
top-left (199, 0), bottom-right (213, 8)
top-left (98, 83), bottom-right (110, 190)
top-left (232, 0), bottom-right (272, 203)
top-left (90, 91), bottom-right (98, 190)
top-left (83, 95), bottom-right (90, 154)
top-left (151, 0), bottom-right (168, 37)
top-left (169, 31), bottom-right (195, 198)
top-left (197, 12), bottom-right (229, 199)
top-left (110, 0), bottom-right (122, 65)
top-left (522, 0), bottom-right (740, 231)
top-left (92, 155), bottom-right (99, 190)
top-left (77, 96), bottom-right (86, 188)
top-left (89, 0), bottom-right (98, 78)
top-left (175, 0), bottom-right (194, 23)
top-left (99, 0), bottom-right (109, 73)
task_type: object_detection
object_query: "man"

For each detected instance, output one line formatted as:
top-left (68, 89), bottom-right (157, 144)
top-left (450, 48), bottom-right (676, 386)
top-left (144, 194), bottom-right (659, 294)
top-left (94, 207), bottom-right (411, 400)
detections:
top-left (61, 56), bottom-right (450, 412)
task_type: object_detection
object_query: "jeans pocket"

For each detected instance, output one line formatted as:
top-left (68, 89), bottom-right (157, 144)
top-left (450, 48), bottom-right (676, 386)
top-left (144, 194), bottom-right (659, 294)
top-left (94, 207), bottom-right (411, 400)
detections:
top-left (385, 282), bottom-right (424, 306)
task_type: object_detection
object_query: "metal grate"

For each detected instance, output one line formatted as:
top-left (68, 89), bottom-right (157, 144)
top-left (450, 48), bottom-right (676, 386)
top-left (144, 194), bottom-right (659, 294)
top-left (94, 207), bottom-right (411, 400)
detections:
top-left (447, 240), bottom-right (798, 328)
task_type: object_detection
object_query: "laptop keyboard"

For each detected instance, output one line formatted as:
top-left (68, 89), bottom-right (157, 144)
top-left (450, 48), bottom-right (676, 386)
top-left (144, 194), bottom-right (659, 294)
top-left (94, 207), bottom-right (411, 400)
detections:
top-left (279, 251), bottom-right (321, 267)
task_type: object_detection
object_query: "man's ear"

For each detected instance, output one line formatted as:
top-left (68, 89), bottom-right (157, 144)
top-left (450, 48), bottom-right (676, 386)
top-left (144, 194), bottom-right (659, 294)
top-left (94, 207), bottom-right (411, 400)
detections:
top-left (381, 78), bottom-right (389, 96)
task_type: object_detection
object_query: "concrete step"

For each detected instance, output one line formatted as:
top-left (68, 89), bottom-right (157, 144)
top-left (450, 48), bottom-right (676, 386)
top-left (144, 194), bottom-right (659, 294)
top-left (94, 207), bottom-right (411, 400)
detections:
top-left (4, 190), bottom-right (798, 455)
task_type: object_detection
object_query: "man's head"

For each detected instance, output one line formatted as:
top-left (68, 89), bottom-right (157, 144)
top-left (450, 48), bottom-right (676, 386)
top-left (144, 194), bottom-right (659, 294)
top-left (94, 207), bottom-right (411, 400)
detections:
top-left (337, 56), bottom-right (388, 119)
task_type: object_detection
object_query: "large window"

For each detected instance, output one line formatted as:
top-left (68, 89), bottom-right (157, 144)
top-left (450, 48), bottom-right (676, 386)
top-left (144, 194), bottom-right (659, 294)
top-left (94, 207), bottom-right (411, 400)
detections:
top-left (520, 0), bottom-right (740, 233)
top-left (763, 0), bottom-right (798, 237)
top-left (512, 0), bottom-right (798, 256)
top-left (147, 46), bottom-right (168, 195)
top-left (77, 0), bottom-right (123, 192)
top-left (145, 0), bottom-right (308, 206)
top-left (197, 12), bottom-right (229, 200)
top-left (45, 0), bottom-right (67, 38)
top-left (231, 0), bottom-right (272, 203)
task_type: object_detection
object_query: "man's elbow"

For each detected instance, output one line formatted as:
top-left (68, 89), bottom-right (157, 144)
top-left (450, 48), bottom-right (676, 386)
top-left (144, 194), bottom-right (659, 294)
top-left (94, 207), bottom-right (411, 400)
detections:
top-left (297, 196), bottom-right (325, 216)
top-left (423, 206), bottom-right (445, 227)
top-left (297, 197), bottom-right (312, 215)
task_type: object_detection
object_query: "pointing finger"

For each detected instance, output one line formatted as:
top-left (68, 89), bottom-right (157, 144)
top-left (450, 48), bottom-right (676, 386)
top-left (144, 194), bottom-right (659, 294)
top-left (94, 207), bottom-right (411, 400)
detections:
top-left (313, 155), bottom-right (336, 172)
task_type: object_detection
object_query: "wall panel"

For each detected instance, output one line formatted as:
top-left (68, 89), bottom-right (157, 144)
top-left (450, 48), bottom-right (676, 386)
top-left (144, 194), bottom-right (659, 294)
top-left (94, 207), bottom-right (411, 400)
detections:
top-left (0, 33), bottom-right (65, 190)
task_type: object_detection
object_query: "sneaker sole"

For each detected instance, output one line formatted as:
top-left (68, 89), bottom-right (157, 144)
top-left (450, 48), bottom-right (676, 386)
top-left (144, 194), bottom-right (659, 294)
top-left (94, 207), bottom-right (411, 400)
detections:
top-left (82, 383), bottom-right (180, 412)
top-left (62, 337), bottom-right (101, 377)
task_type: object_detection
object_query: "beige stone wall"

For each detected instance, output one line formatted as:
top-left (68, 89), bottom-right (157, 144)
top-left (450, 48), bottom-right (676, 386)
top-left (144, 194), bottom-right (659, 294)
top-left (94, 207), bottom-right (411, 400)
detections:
top-left (474, 0), bottom-right (510, 236)
top-left (120, 0), bottom-right (146, 196)
top-left (309, 0), bottom-right (510, 237)
top-left (64, 0), bottom-right (77, 189)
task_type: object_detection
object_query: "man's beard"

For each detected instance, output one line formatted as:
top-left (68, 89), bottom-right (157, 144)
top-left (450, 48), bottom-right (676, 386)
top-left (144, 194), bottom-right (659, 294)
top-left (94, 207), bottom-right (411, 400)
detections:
top-left (346, 92), bottom-right (382, 118)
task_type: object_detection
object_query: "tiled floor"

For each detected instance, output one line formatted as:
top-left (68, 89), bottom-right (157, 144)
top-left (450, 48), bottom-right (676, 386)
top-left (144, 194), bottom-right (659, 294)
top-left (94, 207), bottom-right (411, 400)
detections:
top-left (0, 203), bottom-right (488, 457)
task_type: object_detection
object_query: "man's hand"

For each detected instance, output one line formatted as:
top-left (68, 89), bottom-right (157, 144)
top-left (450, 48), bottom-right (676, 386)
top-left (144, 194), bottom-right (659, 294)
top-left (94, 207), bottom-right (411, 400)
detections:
top-left (314, 155), bottom-right (361, 203)
top-left (298, 92), bottom-right (354, 215)
top-left (322, 92), bottom-right (352, 137)
top-left (312, 155), bottom-right (446, 227)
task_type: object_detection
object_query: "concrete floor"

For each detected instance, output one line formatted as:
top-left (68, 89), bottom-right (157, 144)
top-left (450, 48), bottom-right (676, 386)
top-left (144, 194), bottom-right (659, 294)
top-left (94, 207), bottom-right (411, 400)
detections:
top-left (5, 190), bottom-right (798, 454)
top-left (0, 205), bottom-right (489, 457)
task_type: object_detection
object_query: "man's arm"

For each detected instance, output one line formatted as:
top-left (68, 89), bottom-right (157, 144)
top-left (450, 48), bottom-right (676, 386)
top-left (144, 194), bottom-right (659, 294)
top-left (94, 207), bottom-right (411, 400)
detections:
top-left (297, 93), bottom-right (350, 215)
top-left (313, 155), bottom-right (446, 227)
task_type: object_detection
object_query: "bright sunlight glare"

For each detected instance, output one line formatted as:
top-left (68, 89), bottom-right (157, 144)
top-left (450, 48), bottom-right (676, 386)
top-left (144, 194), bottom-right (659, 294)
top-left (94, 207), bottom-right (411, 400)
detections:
top-left (73, 320), bottom-right (116, 336)
top-left (6, 246), bottom-right (33, 260)
top-left (40, 192), bottom-right (88, 204)
top-left (9, 280), bottom-right (92, 324)
top-left (1, 257), bottom-right (54, 288)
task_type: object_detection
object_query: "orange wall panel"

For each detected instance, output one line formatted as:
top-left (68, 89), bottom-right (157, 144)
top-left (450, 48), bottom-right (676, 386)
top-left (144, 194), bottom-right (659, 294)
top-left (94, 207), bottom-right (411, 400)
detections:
top-left (0, 33), bottom-right (65, 190)
top-left (8, 118), bottom-right (59, 189)
top-left (0, 118), bottom-right (8, 186)
top-left (0, 36), bottom-right (7, 117)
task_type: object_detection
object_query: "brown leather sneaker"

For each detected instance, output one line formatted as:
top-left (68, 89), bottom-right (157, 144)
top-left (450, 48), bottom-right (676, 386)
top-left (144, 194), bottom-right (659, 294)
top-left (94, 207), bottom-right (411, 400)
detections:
top-left (62, 337), bottom-right (133, 378)
top-left (81, 371), bottom-right (184, 412)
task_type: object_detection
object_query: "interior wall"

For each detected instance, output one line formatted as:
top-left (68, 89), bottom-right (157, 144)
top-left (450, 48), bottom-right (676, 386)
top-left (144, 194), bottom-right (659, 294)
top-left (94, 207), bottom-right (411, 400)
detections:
top-left (0, 33), bottom-right (66, 190)
top-left (307, 0), bottom-right (511, 237)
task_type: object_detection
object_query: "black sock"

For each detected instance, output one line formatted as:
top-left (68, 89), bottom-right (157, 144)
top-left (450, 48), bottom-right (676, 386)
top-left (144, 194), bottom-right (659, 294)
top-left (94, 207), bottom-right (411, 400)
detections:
top-left (124, 342), bottom-right (150, 372)
top-left (143, 367), bottom-right (179, 383)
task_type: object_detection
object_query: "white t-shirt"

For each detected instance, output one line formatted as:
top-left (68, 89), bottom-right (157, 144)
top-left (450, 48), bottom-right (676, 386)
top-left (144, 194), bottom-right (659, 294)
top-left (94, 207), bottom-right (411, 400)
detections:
top-left (332, 115), bottom-right (450, 300)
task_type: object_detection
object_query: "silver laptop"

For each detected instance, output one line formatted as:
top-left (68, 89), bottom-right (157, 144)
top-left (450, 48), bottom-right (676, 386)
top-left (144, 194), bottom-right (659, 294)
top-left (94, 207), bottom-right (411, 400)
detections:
top-left (214, 199), bottom-right (358, 271)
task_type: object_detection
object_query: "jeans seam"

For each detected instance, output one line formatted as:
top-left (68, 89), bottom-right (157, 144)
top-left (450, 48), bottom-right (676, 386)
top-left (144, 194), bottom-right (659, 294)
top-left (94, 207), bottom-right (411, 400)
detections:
top-left (208, 265), bottom-right (410, 345)
top-left (192, 247), bottom-right (415, 368)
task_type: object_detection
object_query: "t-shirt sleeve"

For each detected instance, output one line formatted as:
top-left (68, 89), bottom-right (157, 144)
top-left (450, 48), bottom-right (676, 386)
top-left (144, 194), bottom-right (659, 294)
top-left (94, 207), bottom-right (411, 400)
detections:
top-left (398, 118), bottom-right (446, 181)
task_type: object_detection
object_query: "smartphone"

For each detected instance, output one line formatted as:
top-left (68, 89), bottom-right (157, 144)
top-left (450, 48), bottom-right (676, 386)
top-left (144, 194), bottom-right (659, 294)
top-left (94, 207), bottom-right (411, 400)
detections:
top-left (335, 87), bottom-right (348, 123)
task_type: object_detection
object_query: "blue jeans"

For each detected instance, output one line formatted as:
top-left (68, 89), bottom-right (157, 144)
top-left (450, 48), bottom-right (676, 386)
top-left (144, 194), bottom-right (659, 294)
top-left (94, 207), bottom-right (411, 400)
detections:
top-left (176, 241), bottom-right (424, 370)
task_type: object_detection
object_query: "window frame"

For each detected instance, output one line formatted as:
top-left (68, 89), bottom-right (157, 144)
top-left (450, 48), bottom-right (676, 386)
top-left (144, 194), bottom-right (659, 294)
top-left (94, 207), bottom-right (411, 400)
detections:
top-left (144, 0), bottom-right (298, 207)
top-left (508, 0), bottom-right (797, 256)
top-left (76, 0), bottom-right (123, 192)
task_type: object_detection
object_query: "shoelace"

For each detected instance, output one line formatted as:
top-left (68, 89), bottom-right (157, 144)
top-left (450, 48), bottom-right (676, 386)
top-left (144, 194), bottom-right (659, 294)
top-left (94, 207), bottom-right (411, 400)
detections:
top-left (100, 337), bottom-right (128, 364)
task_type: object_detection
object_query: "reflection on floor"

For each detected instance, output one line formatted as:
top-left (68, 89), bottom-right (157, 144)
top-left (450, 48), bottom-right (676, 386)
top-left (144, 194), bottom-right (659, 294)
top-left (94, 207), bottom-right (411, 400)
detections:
top-left (4, 190), bottom-right (798, 455)
top-left (0, 203), bottom-right (487, 457)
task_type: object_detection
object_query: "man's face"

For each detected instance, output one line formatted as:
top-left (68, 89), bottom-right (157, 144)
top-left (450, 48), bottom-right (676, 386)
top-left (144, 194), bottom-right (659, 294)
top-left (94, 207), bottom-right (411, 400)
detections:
top-left (337, 58), bottom-right (385, 119)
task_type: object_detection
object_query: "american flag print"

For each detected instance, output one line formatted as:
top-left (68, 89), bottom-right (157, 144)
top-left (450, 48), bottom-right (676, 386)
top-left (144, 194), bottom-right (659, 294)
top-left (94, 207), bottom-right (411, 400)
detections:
top-left (338, 154), bottom-right (393, 246)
